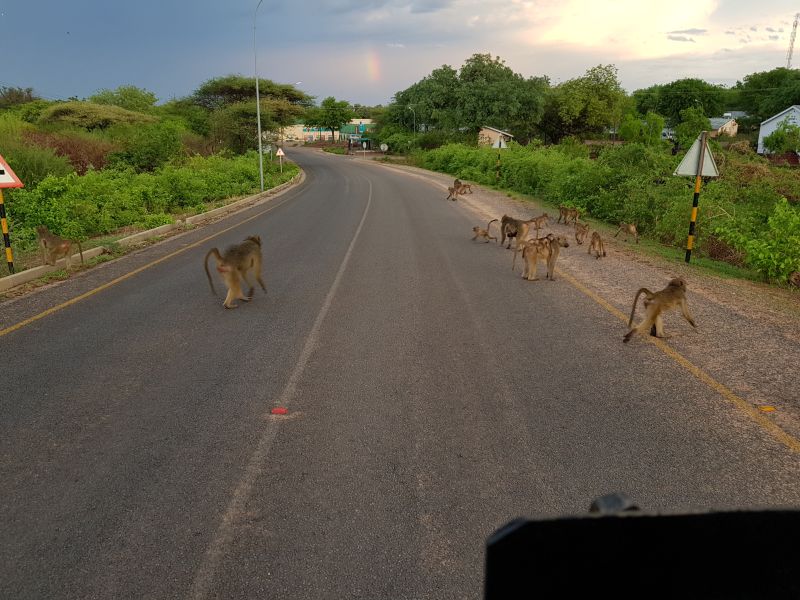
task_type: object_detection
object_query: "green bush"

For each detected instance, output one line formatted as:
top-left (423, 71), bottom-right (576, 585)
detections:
top-left (38, 101), bottom-right (156, 130)
top-left (4, 152), bottom-right (296, 252)
top-left (413, 140), bottom-right (798, 282)
top-left (107, 121), bottom-right (184, 172)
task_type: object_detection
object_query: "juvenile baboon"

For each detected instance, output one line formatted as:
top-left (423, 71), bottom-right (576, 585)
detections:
top-left (574, 222), bottom-right (590, 245)
top-left (588, 231), bottom-right (607, 259)
top-left (36, 226), bottom-right (84, 271)
top-left (511, 238), bottom-right (540, 272)
top-left (446, 186), bottom-right (462, 201)
top-left (457, 182), bottom-right (473, 194)
top-left (623, 277), bottom-right (696, 343)
top-left (789, 271), bottom-right (800, 287)
top-left (204, 235), bottom-right (267, 309)
top-left (453, 178), bottom-right (462, 189)
top-left (472, 219), bottom-right (498, 243)
top-left (614, 222), bottom-right (639, 243)
top-left (522, 234), bottom-right (569, 281)
top-left (557, 205), bottom-right (568, 224)
top-left (530, 213), bottom-right (550, 239)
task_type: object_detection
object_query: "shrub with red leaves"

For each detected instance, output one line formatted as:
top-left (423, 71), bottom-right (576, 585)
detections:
top-left (22, 131), bottom-right (119, 174)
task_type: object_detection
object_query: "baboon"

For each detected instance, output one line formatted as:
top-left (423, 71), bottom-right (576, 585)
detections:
top-left (36, 225), bottom-right (84, 271)
top-left (446, 186), bottom-right (461, 201)
top-left (522, 233), bottom-right (569, 281)
top-left (454, 178), bottom-right (462, 189)
top-left (575, 222), bottom-right (590, 245)
top-left (789, 271), bottom-right (800, 287)
top-left (588, 231), bottom-right (607, 259)
top-left (614, 222), bottom-right (639, 243)
top-left (511, 238), bottom-right (540, 272)
top-left (623, 277), bottom-right (696, 343)
top-left (564, 207), bottom-right (580, 225)
top-left (557, 205), bottom-right (568, 224)
top-left (500, 215), bottom-right (535, 249)
top-left (472, 219), bottom-right (498, 243)
top-left (457, 182), bottom-right (473, 194)
top-left (204, 235), bottom-right (266, 309)
top-left (530, 213), bottom-right (550, 239)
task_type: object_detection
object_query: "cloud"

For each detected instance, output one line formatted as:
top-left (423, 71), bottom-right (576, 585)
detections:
top-left (750, 26), bottom-right (757, 31)
top-left (668, 28), bottom-right (707, 35)
top-left (769, 35), bottom-right (779, 40)
top-left (386, 42), bottom-right (406, 48)
top-left (667, 35), bottom-right (696, 42)
top-left (766, 27), bottom-right (776, 32)
top-left (725, 30), bottom-right (735, 35)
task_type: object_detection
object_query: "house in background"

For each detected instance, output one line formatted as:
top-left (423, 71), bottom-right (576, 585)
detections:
top-left (708, 117), bottom-right (738, 138)
top-left (478, 126), bottom-right (514, 146)
top-left (758, 105), bottom-right (800, 154)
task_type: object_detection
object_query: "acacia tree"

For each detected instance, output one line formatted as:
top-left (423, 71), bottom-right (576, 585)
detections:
top-left (192, 76), bottom-right (311, 153)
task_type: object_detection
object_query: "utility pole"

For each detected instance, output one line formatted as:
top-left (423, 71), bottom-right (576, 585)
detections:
top-left (254, 0), bottom-right (265, 192)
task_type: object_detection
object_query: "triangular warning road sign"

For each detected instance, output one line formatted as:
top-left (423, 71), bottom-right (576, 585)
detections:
top-left (0, 154), bottom-right (24, 188)
top-left (674, 135), bottom-right (719, 178)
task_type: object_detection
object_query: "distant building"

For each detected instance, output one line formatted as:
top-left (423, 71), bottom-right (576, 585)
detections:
top-left (281, 119), bottom-right (375, 144)
top-left (723, 110), bottom-right (749, 120)
top-left (478, 126), bottom-right (514, 146)
top-left (758, 106), bottom-right (800, 154)
top-left (708, 117), bottom-right (738, 138)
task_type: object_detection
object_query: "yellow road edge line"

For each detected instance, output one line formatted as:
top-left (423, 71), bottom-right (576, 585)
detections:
top-left (0, 196), bottom-right (293, 339)
top-left (558, 269), bottom-right (800, 454)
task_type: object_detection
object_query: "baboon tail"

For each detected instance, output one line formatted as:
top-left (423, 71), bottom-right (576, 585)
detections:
top-left (204, 249), bottom-right (220, 295)
top-left (628, 288), bottom-right (650, 327)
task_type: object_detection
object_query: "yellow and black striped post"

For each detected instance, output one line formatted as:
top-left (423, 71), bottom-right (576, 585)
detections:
top-left (685, 131), bottom-right (708, 264)
top-left (0, 189), bottom-right (14, 274)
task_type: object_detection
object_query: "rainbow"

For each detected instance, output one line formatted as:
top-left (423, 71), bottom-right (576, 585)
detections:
top-left (366, 50), bottom-right (381, 82)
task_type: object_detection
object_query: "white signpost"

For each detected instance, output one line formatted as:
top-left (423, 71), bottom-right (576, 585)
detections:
top-left (276, 147), bottom-right (285, 173)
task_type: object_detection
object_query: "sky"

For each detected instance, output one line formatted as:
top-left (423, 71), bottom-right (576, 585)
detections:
top-left (2, 0), bottom-right (799, 107)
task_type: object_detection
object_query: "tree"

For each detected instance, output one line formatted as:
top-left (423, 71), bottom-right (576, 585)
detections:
top-left (763, 120), bottom-right (800, 154)
top-left (89, 86), bottom-right (158, 113)
top-left (386, 54), bottom-right (548, 143)
top-left (303, 97), bottom-right (354, 142)
top-left (674, 107), bottom-right (711, 148)
top-left (192, 75), bottom-right (313, 111)
top-left (0, 86), bottom-right (39, 108)
top-left (652, 78), bottom-right (725, 124)
top-left (538, 65), bottom-right (627, 142)
top-left (734, 67), bottom-right (800, 121)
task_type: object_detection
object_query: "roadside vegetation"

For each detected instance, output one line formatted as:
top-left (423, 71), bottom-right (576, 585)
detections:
top-left (367, 56), bottom-right (800, 286)
top-left (0, 78), bottom-right (305, 270)
top-left (3, 57), bottom-right (799, 285)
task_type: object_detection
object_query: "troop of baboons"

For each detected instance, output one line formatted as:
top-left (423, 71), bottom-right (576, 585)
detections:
top-left (29, 174), bottom-right (704, 342)
top-left (462, 181), bottom-right (697, 343)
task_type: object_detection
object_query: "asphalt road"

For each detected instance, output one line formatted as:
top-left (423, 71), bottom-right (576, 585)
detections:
top-left (2, 148), bottom-right (799, 599)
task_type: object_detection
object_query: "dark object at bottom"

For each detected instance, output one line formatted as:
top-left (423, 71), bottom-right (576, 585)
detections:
top-left (485, 509), bottom-right (800, 599)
